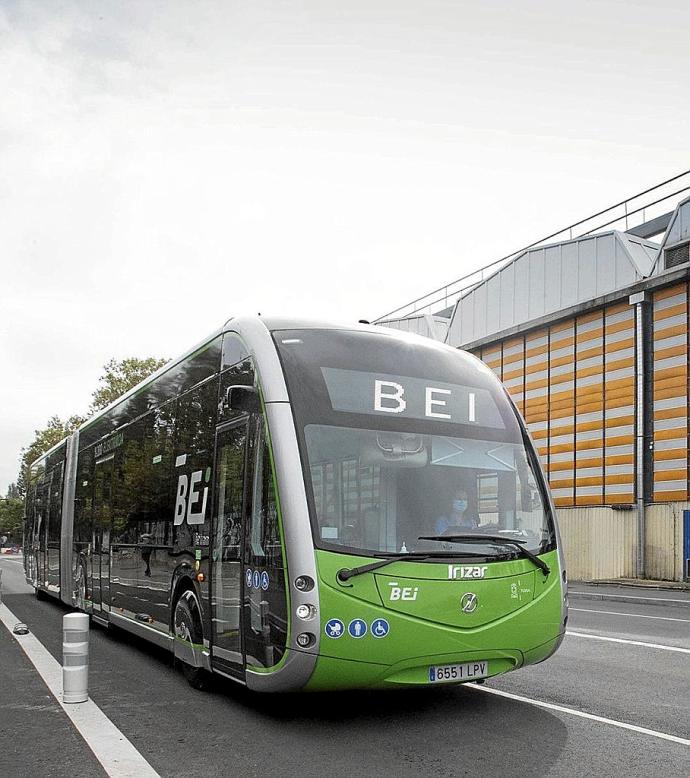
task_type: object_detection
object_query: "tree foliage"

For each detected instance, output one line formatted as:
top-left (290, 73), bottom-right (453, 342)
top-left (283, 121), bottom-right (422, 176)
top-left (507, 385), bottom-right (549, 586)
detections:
top-left (16, 357), bottom-right (167, 497)
top-left (0, 497), bottom-right (23, 542)
top-left (89, 357), bottom-right (168, 414)
top-left (17, 415), bottom-right (84, 497)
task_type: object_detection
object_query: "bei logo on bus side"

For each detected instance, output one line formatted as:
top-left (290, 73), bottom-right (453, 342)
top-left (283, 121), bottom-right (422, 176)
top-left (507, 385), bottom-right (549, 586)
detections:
top-left (174, 470), bottom-right (210, 525)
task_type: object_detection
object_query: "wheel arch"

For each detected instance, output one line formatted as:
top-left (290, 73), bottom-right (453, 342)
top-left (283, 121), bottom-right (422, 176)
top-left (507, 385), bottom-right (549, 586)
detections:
top-left (169, 565), bottom-right (202, 629)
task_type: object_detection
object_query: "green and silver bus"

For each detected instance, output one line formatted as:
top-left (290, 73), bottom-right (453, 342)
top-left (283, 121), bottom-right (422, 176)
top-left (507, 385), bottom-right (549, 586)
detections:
top-left (24, 317), bottom-right (567, 691)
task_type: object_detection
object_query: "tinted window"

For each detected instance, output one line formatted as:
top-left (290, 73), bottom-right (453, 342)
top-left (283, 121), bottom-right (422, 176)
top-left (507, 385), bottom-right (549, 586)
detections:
top-left (173, 377), bottom-right (219, 548)
top-left (219, 356), bottom-right (256, 425)
top-left (47, 464), bottom-right (64, 543)
top-left (80, 336), bottom-right (222, 450)
top-left (244, 416), bottom-right (287, 667)
top-left (113, 404), bottom-right (176, 546)
top-left (222, 333), bottom-right (250, 369)
top-left (74, 450), bottom-right (93, 545)
top-left (247, 419), bottom-right (283, 568)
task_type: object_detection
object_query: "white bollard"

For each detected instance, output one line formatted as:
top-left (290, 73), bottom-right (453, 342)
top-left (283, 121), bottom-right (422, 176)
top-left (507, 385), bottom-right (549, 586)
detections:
top-left (63, 612), bottom-right (90, 703)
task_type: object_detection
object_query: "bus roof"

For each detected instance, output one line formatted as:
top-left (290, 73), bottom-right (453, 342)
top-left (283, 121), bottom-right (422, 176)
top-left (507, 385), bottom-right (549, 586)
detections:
top-left (30, 315), bottom-right (464, 468)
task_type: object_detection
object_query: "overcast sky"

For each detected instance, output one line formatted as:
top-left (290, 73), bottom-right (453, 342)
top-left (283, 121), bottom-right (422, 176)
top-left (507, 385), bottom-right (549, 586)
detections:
top-left (1, 0), bottom-right (689, 493)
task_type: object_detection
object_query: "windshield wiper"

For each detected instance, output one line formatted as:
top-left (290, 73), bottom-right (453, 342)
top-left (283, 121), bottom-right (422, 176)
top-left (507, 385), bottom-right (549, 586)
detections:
top-left (337, 551), bottom-right (487, 582)
top-left (418, 533), bottom-right (551, 577)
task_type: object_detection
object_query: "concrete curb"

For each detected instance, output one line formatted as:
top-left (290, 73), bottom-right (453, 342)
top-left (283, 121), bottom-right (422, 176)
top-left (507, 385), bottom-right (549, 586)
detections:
top-left (569, 590), bottom-right (690, 609)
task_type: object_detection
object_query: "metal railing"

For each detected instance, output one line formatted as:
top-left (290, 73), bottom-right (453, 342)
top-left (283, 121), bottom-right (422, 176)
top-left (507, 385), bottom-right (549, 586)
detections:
top-left (374, 170), bottom-right (690, 323)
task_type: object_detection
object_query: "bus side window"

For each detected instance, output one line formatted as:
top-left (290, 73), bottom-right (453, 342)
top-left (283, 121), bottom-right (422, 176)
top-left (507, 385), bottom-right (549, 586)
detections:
top-left (74, 450), bottom-right (93, 552)
top-left (173, 378), bottom-right (218, 549)
top-left (248, 419), bottom-right (282, 565)
top-left (219, 335), bottom-right (255, 425)
top-left (244, 416), bottom-right (287, 667)
top-left (221, 333), bottom-right (250, 370)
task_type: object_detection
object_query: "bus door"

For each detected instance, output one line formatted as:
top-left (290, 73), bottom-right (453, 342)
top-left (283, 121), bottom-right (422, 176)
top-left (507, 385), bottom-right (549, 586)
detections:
top-left (92, 454), bottom-right (114, 616)
top-left (210, 419), bottom-right (248, 678)
top-left (33, 481), bottom-right (50, 588)
top-left (46, 463), bottom-right (64, 592)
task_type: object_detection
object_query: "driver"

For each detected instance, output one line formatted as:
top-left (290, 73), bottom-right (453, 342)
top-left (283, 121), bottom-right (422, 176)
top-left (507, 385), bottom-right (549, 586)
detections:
top-left (435, 488), bottom-right (478, 534)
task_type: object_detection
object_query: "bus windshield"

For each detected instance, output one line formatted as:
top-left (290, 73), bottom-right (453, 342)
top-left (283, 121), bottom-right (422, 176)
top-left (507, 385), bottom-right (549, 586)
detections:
top-left (274, 328), bottom-right (555, 559)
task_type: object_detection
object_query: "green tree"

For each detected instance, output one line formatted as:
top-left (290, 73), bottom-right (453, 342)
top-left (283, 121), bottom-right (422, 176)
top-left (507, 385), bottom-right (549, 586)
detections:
top-left (16, 357), bottom-right (167, 496)
top-left (17, 415), bottom-right (84, 497)
top-left (89, 357), bottom-right (168, 414)
top-left (5, 482), bottom-right (20, 500)
top-left (0, 497), bottom-right (23, 544)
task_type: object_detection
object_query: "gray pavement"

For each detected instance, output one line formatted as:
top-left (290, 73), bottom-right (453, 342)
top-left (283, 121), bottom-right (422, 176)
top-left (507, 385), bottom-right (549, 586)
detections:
top-left (0, 607), bottom-right (106, 778)
top-left (570, 582), bottom-right (690, 608)
top-left (1, 555), bottom-right (689, 777)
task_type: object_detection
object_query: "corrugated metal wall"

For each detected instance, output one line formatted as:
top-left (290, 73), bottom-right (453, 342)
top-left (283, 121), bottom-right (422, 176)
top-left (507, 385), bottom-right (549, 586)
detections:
top-left (557, 507), bottom-right (637, 580)
top-left (472, 297), bottom-right (637, 508)
top-left (472, 284), bottom-right (690, 508)
top-left (549, 321), bottom-right (576, 506)
top-left (604, 303), bottom-right (636, 504)
top-left (557, 504), bottom-right (686, 581)
top-left (652, 282), bottom-right (689, 502)
top-left (645, 503), bottom-right (686, 581)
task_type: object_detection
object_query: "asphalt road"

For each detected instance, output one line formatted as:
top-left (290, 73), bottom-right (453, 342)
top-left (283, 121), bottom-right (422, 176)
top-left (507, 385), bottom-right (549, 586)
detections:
top-left (1, 555), bottom-right (688, 778)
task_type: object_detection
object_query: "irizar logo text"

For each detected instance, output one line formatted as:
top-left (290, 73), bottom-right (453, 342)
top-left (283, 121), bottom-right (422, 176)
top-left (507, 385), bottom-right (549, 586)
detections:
top-left (448, 565), bottom-right (488, 580)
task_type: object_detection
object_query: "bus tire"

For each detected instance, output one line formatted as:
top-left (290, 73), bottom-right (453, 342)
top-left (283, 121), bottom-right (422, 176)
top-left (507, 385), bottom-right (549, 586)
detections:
top-left (173, 589), bottom-right (208, 691)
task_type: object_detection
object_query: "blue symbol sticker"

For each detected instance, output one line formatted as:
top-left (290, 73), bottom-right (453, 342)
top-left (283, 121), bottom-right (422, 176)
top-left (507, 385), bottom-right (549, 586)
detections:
top-left (253, 570), bottom-right (261, 590)
top-left (325, 619), bottom-right (345, 639)
top-left (348, 619), bottom-right (367, 639)
top-left (371, 618), bottom-right (389, 638)
top-left (429, 667), bottom-right (436, 682)
top-left (245, 568), bottom-right (253, 588)
top-left (260, 571), bottom-right (269, 590)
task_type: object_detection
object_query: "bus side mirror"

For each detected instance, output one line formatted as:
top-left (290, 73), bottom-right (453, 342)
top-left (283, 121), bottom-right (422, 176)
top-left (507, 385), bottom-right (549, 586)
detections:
top-left (225, 385), bottom-right (260, 415)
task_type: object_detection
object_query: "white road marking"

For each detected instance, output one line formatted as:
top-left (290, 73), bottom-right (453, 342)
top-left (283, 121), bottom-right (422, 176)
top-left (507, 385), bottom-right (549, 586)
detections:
top-left (567, 630), bottom-right (690, 654)
top-left (570, 607), bottom-right (690, 623)
top-left (470, 685), bottom-right (690, 747)
top-left (0, 601), bottom-right (160, 778)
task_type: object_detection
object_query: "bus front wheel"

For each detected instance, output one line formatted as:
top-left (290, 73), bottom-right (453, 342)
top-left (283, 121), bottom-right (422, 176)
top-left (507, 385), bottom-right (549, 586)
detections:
top-left (173, 589), bottom-right (208, 690)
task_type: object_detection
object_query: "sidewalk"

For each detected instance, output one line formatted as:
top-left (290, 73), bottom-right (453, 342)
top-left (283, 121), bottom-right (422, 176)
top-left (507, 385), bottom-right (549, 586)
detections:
top-left (569, 581), bottom-right (690, 608)
top-left (0, 614), bottom-right (106, 777)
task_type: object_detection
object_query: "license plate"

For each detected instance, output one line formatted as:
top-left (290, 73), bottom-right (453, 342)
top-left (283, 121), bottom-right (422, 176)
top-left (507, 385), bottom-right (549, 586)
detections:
top-left (428, 661), bottom-right (489, 683)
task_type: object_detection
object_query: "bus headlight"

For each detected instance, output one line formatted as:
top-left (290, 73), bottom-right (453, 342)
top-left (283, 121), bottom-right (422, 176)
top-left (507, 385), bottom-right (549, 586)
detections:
top-left (296, 632), bottom-right (315, 648)
top-left (296, 604), bottom-right (316, 620)
top-left (294, 576), bottom-right (314, 592)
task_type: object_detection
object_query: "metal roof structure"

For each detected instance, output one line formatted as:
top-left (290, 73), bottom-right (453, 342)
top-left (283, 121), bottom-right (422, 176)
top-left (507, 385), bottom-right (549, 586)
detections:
top-left (445, 231), bottom-right (659, 347)
top-left (650, 195), bottom-right (690, 276)
top-left (374, 170), bottom-right (690, 325)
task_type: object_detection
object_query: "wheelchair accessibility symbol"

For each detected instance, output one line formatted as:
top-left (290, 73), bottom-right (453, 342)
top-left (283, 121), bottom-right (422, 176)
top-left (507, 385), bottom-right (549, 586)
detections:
top-left (371, 618), bottom-right (390, 638)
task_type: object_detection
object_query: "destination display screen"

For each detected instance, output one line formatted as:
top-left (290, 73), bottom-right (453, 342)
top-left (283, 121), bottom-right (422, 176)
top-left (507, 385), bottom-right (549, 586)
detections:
top-left (321, 368), bottom-right (505, 428)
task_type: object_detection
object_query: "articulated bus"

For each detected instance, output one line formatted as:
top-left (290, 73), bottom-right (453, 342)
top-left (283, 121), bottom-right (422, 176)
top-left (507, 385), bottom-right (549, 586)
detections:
top-left (24, 317), bottom-right (567, 691)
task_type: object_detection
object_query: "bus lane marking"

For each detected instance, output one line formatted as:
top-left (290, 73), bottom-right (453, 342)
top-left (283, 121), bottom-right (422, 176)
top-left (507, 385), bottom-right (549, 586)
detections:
top-left (0, 601), bottom-right (161, 778)
top-left (469, 685), bottom-right (690, 747)
top-left (570, 607), bottom-right (690, 624)
top-left (566, 630), bottom-right (690, 654)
